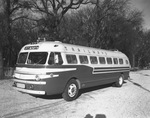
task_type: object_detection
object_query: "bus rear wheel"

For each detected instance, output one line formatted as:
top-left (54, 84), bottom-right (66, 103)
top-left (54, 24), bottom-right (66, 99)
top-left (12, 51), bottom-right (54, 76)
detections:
top-left (62, 79), bottom-right (79, 101)
top-left (115, 75), bottom-right (124, 87)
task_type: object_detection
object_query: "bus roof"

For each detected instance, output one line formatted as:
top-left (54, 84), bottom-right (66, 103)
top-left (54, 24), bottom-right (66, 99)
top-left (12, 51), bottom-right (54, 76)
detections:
top-left (20, 41), bottom-right (127, 58)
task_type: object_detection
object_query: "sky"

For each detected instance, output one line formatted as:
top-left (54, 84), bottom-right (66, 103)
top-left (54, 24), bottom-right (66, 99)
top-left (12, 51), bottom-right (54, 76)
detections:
top-left (131, 0), bottom-right (150, 29)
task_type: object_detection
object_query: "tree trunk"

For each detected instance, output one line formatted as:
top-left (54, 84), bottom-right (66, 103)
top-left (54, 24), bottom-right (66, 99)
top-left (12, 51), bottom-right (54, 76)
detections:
top-left (132, 54), bottom-right (135, 68)
top-left (137, 57), bottom-right (141, 68)
top-left (0, 46), bottom-right (3, 79)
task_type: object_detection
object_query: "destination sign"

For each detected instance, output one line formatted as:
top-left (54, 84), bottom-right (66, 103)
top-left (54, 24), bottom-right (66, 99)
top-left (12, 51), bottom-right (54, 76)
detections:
top-left (24, 46), bottom-right (39, 50)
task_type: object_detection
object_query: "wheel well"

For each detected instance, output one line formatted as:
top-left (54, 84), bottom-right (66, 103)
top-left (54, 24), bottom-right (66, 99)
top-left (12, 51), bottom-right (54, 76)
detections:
top-left (68, 77), bottom-right (81, 89)
top-left (120, 72), bottom-right (125, 77)
top-left (120, 73), bottom-right (124, 77)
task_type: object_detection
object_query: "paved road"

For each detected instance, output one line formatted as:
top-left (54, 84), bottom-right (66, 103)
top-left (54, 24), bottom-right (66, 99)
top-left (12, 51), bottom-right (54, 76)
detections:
top-left (0, 70), bottom-right (150, 118)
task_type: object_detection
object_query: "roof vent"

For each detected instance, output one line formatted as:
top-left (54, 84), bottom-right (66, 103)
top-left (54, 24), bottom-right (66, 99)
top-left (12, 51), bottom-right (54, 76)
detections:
top-left (55, 41), bottom-right (62, 43)
top-left (54, 45), bottom-right (59, 47)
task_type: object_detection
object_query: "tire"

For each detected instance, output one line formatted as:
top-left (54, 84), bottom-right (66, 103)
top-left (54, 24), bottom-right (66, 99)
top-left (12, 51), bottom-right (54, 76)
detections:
top-left (62, 79), bottom-right (79, 101)
top-left (115, 75), bottom-right (124, 87)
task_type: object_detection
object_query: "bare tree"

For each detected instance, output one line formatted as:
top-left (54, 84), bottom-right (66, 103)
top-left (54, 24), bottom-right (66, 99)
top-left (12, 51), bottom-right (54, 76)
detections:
top-left (136, 30), bottom-right (150, 68)
top-left (58, 0), bottom-right (144, 68)
top-left (126, 10), bottom-right (143, 67)
top-left (2, 0), bottom-right (30, 66)
top-left (28, 0), bottom-right (94, 39)
top-left (0, 13), bottom-right (7, 79)
top-left (0, 0), bottom-right (30, 79)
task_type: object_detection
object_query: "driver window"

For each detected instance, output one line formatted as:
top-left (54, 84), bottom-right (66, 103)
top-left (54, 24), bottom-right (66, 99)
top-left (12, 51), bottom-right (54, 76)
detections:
top-left (48, 52), bottom-right (63, 65)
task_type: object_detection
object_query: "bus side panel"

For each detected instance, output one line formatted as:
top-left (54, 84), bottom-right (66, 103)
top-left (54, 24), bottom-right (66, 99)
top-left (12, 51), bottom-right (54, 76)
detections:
top-left (73, 66), bottom-right (118, 88)
top-left (44, 65), bottom-right (130, 91)
top-left (44, 65), bottom-right (130, 95)
top-left (43, 65), bottom-right (95, 95)
top-left (43, 65), bottom-right (85, 95)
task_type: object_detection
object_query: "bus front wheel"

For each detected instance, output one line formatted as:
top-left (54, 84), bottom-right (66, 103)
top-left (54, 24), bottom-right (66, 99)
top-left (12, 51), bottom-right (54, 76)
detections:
top-left (62, 79), bottom-right (79, 101)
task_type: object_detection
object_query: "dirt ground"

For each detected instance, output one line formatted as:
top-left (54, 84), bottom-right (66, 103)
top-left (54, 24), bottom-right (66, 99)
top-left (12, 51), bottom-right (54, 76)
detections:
top-left (0, 70), bottom-right (150, 118)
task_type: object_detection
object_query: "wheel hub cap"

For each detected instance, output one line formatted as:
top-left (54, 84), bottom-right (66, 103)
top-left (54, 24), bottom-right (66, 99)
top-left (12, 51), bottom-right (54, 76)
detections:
top-left (68, 84), bottom-right (77, 97)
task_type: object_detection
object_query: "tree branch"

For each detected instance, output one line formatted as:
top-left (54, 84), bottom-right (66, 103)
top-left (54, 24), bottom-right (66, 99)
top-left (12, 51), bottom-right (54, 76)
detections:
top-left (31, 0), bottom-right (54, 16)
top-left (11, 16), bottom-right (28, 22)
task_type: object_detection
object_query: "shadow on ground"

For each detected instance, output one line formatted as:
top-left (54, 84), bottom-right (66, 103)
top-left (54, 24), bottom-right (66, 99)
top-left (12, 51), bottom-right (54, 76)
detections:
top-left (79, 83), bottom-right (112, 96)
top-left (79, 81), bottom-right (127, 96)
top-left (34, 81), bottom-right (127, 100)
top-left (32, 94), bottom-right (63, 100)
top-left (3, 100), bottom-right (64, 118)
top-left (85, 114), bottom-right (106, 118)
top-left (128, 79), bottom-right (150, 93)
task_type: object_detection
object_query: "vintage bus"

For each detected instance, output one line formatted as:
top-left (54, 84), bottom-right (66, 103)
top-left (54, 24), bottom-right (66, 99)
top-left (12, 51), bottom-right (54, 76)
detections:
top-left (13, 40), bottom-right (130, 101)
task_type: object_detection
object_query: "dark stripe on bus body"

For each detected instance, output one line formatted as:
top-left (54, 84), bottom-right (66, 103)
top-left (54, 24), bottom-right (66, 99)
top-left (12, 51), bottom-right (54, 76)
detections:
top-left (93, 68), bottom-right (130, 73)
top-left (94, 67), bottom-right (130, 70)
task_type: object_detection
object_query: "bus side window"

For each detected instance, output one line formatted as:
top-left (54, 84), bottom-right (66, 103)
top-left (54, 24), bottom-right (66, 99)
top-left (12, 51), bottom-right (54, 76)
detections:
top-left (107, 57), bottom-right (112, 64)
top-left (79, 55), bottom-right (89, 64)
top-left (126, 60), bottom-right (129, 64)
top-left (99, 57), bottom-right (106, 64)
top-left (113, 58), bottom-right (118, 64)
top-left (48, 52), bottom-right (63, 65)
top-left (90, 56), bottom-right (98, 64)
top-left (119, 58), bottom-right (123, 64)
top-left (66, 55), bottom-right (77, 64)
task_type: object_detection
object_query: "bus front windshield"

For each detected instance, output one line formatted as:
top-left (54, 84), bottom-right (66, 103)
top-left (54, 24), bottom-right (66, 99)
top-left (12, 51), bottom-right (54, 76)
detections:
top-left (17, 52), bottom-right (48, 64)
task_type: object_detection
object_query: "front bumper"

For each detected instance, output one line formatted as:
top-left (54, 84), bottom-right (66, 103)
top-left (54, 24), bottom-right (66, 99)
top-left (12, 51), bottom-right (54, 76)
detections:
top-left (13, 79), bottom-right (46, 95)
top-left (13, 87), bottom-right (45, 95)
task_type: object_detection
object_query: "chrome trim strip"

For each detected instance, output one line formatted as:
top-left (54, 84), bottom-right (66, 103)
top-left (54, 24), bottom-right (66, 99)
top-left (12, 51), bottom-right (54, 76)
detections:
top-left (13, 79), bottom-right (46, 85)
top-left (13, 73), bottom-right (59, 80)
top-left (15, 68), bottom-right (77, 74)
